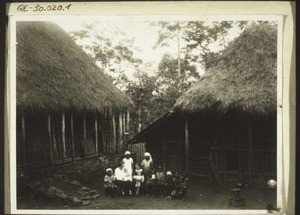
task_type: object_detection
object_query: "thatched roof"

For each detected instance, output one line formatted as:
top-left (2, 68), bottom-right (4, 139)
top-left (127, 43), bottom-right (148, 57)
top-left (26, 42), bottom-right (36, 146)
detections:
top-left (17, 21), bottom-right (131, 113)
top-left (174, 24), bottom-right (277, 116)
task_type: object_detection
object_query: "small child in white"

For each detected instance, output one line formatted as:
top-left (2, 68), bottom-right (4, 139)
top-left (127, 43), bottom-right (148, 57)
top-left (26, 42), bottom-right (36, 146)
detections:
top-left (103, 168), bottom-right (116, 197)
top-left (133, 164), bottom-right (144, 195)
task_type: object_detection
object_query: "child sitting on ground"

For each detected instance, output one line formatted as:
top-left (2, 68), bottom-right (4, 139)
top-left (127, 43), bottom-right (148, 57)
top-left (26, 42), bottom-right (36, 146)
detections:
top-left (145, 170), bottom-right (156, 196)
top-left (103, 168), bottom-right (116, 197)
top-left (155, 166), bottom-right (165, 197)
top-left (170, 172), bottom-right (189, 199)
top-left (163, 171), bottom-right (174, 197)
top-left (133, 164), bottom-right (144, 195)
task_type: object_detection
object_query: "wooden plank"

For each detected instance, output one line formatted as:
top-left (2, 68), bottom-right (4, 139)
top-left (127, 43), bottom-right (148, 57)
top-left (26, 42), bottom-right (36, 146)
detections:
top-left (21, 114), bottom-right (27, 172)
top-left (112, 112), bottom-right (116, 154)
top-left (126, 111), bottom-right (130, 132)
top-left (248, 120), bottom-right (253, 179)
top-left (82, 113), bottom-right (86, 159)
top-left (47, 114), bottom-right (53, 167)
top-left (95, 115), bottom-right (98, 156)
top-left (122, 112), bottom-right (126, 147)
top-left (210, 161), bottom-right (222, 185)
top-left (118, 112), bottom-right (123, 153)
top-left (178, 130), bottom-right (182, 172)
top-left (70, 114), bottom-right (75, 162)
top-left (222, 128), bottom-right (227, 182)
top-left (238, 131), bottom-right (242, 179)
top-left (61, 112), bottom-right (66, 164)
top-left (184, 116), bottom-right (189, 173)
top-left (162, 131), bottom-right (166, 171)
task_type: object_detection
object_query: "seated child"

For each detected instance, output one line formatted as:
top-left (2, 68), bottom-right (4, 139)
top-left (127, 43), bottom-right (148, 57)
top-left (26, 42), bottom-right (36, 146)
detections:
top-left (170, 172), bottom-right (182, 199)
top-left (170, 172), bottom-right (189, 199)
top-left (123, 167), bottom-right (133, 195)
top-left (133, 164), bottom-right (144, 195)
top-left (163, 171), bottom-right (174, 197)
top-left (155, 166), bottom-right (165, 197)
top-left (145, 171), bottom-right (156, 196)
top-left (103, 168), bottom-right (116, 197)
top-left (178, 173), bottom-right (189, 199)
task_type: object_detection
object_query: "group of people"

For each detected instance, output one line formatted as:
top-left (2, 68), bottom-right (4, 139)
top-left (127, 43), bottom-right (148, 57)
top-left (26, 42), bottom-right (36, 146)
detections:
top-left (103, 151), bottom-right (189, 199)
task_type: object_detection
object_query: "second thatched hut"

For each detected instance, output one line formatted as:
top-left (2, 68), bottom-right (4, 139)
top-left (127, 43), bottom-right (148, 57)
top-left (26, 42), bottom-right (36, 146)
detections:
top-left (129, 23), bottom-right (277, 185)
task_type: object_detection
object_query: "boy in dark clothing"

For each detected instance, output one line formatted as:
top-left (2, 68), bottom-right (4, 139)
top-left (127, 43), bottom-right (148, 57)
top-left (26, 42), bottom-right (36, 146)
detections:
top-left (155, 166), bottom-right (165, 197)
top-left (145, 170), bottom-right (156, 196)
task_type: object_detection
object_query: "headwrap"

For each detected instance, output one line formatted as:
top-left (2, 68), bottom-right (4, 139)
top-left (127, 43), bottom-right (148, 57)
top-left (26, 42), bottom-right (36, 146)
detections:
top-left (125, 151), bottom-right (131, 155)
top-left (106, 168), bottom-right (112, 172)
top-left (166, 171), bottom-right (172, 176)
top-left (144, 152), bottom-right (153, 162)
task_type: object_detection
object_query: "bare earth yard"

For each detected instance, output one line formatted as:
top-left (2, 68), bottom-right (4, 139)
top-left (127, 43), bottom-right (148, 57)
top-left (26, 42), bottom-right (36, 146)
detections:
top-left (18, 176), bottom-right (276, 210)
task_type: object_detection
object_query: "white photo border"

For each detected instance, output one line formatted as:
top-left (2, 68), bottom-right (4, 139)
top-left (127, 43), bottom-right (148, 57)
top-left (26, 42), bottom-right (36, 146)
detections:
top-left (5, 1), bottom-right (295, 215)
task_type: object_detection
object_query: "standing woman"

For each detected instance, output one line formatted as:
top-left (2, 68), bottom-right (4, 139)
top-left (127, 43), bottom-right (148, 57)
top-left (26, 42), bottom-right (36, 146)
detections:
top-left (122, 151), bottom-right (134, 179)
top-left (141, 152), bottom-right (153, 178)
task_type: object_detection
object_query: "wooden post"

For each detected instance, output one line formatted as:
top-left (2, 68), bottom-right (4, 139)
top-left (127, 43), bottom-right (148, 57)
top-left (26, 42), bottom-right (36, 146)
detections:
top-left (83, 113), bottom-right (86, 159)
top-left (222, 128), bottom-right (227, 182)
top-left (238, 130), bottom-right (242, 179)
top-left (21, 114), bottom-right (27, 173)
top-left (101, 113), bottom-right (106, 154)
top-left (248, 120), bottom-right (253, 179)
top-left (138, 108), bottom-right (141, 132)
top-left (118, 111), bottom-right (123, 153)
top-left (126, 111), bottom-right (130, 132)
top-left (47, 114), bottom-right (53, 167)
top-left (184, 116), bottom-right (189, 173)
top-left (162, 131), bottom-right (166, 172)
top-left (122, 112), bottom-right (126, 148)
top-left (112, 112), bottom-right (116, 154)
top-left (70, 114), bottom-right (75, 162)
top-left (178, 130), bottom-right (182, 172)
top-left (95, 114), bottom-right (98, 156)
top-left (61, 112), bottom-right (66, 164)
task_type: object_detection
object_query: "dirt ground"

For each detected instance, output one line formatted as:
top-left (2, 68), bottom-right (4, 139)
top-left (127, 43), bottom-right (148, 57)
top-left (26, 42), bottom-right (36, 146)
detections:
top-left (17, 176), bottom-right (276, 210)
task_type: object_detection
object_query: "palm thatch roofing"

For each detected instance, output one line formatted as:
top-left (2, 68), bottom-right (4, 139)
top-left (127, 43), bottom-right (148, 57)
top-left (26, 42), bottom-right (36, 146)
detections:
top-left (174, 24), bottom-right (277, 116)
top-left (17, 21), bottom-right (131, 113)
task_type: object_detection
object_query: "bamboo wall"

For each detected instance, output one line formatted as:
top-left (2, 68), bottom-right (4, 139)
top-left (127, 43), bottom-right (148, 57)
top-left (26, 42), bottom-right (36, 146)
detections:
top-left (17, 110), bottom-right (129, 170)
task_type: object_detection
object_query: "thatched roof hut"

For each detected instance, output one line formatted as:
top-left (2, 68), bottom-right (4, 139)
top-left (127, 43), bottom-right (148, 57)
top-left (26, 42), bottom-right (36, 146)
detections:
top-left (17, 21), bottom-right (131, 113)
top-left (174, 24), bottom-right (277, 116)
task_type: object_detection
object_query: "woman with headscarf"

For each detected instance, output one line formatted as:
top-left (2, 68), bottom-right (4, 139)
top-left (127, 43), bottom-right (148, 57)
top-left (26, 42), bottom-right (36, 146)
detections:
top-left (122, 151), bottom-right (134, 180)
top-left (141, 152), bottom-right (153, 178)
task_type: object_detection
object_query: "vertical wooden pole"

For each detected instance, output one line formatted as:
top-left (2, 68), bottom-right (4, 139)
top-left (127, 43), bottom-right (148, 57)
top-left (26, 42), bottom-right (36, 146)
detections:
top-left (184, 116), bottom-right (189, 173)
top-left (70, 114), bottom-right (75, 162)
top-left (162, 131), bottom-right (166, 172)
top-left (248, 120), bottom-right (253, 179)
top-left (112, 112), bottom-right (116, 154)
top-left (238, 130), bottom-right (242, 179)
top-left (102, 113), bottom-right (106, 154)
top-left (178, 129), bottom-right (182, 172)
top-left (95, 114), bottom-right (98, 156)
top-left (138, 108), bottom-right (141, 132)
top-left (21, 114), bottom-right (27, 173)
top-left (122, 111), bottom-right (126, 148)
top-left (118, 111), bottom-right (123, 153)
top-left (222, 128), bottom-right (227, 182)
top-left (47, 114), bottom-right (53, 167)
top-left (126, 111), bottom-right (130, 132)
top-left (61, 112), bottom-right (66, 165)
top-left (83, 113), bottom-right (86, 159)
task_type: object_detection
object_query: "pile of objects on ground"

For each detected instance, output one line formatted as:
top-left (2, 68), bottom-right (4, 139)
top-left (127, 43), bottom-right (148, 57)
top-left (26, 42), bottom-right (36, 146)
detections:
top-left (17, 154), bottom-right (121, 206)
